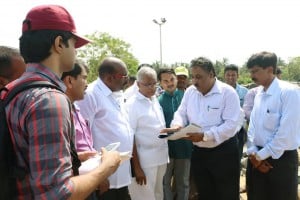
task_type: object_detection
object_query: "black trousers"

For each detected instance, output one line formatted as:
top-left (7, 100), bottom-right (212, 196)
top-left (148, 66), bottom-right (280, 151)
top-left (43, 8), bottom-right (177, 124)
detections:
top-left (98, 186), bottom-right (131, 200)
top-left (191, 135), bottom-right (240, 200)
top-left (237, 127), bottom-right (247, 160)
top-left (246, 149), bottom-right (298, 200)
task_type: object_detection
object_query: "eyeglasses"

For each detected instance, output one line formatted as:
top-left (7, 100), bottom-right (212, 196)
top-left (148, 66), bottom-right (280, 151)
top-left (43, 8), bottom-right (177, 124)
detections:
top-left (113, 74), bottom-right (129, 79)
top-left (139, 82), bottom-right (157, 88)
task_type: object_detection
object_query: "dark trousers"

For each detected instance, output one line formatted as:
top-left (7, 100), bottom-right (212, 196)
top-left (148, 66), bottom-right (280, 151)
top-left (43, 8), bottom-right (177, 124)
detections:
top-left (98, 186), bottom-right (131, 200)
top-left (191, 135), bottom-right (240, 200)
top-left (237, 127), bottom-right (247, 161)
top-left (246, 149), bottom-right (298, 200)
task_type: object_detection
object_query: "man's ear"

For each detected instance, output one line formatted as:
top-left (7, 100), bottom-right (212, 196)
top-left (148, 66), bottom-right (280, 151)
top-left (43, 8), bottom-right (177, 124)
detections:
top-left (105, 74), bottom-right (114, 84)
top-left (63, 76), bottom-right (73, 88)
top-left (53, 36), bottom-right (64, 53)
top-left (267, 66), bottom-right (274, 74)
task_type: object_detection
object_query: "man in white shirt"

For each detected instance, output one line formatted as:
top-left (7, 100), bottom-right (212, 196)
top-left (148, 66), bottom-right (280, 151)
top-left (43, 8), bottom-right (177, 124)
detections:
top-left (124, 63), bottom-right (153, 101)
top-left (245, 51), bottom-right (300, 200)
top-left (76, 57), bottom-right (133, 200)
top-left (125, 67), bottom-right (168, 200)
top-left (243, 68), bottom-right (282, 122)
top-left (162, 57), bottom-right (241, 200)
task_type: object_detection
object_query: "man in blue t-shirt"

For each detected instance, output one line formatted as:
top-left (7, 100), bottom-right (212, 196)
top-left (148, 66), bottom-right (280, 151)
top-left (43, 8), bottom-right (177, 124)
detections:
top-left (224, 64), bottom-right (248, 161)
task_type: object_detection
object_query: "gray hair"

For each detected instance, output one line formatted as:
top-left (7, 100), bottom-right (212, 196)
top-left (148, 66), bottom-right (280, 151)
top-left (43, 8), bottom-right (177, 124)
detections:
top-left (137, 66), bottom-right (157, 82)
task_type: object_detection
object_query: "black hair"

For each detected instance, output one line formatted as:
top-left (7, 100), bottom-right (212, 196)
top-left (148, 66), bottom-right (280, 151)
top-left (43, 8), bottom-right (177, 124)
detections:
top-left (157, 68), bottom-right (176, 81)
top-left (61, 60), bottom-right (88, 80)
top-left (19, 30), bottom-right (73, 63)
top-left (224, 64), bottom-right (239, 73)
top-left (190, 57), bottom-right (216, 76)
top-left (276, 68), bottom-right (282, 75)
top-left (0, 46), bottom-right (21, 78)
top-left (246, 51), bottom-right (277, 73)
top-left (129, 75), bottom-right (136, 82)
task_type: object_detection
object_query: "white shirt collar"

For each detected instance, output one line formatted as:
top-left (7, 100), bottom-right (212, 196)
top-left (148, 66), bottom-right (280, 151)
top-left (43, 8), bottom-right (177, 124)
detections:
top-left (96, 77), bottom-right (112, 97)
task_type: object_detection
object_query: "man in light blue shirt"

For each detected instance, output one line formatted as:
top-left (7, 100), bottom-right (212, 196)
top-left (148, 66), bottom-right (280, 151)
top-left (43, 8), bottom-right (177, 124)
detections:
top-left (224, 64), bottom-right (248, 107)
top-left (224, 64), bottom-right (248, 162)
top-left (246, 51), bottom-right (300, 200)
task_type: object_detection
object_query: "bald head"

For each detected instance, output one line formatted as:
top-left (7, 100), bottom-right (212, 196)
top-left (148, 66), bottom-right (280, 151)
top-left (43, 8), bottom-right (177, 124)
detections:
top-left (98, 57), bottom-right (128, 91)
top-left (98, 57), bottom-right (127, 78)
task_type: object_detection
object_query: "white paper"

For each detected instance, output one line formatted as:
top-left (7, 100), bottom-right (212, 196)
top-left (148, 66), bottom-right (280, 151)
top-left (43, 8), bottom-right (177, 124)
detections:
top-left (120, 151), bottom-right (132, 163)
top-left (79, 151), bottom-right (132, 175)
top-left (167, 123), bottom-right (202, 140)
top-left (79, 154), bottom-right (101, 175)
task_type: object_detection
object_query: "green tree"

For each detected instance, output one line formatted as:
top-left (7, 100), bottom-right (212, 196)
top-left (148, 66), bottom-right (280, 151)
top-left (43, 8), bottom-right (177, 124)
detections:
top-left (214, 58), bottom-right (229, 81)
top-left (286, 57), bottom-right (300, 82)
top-left (277, 57), bottom-right (287, 67)
top-left (77, 32), bottom-right (139, 82)
top-left (238, 66), bottom-right (252, 86)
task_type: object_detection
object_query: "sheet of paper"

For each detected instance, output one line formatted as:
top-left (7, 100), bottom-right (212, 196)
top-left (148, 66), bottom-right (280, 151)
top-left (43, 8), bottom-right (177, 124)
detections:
top-left (79, 154), bottom-right (101, 175)
top-left (79, 151), bottom-right (132, 175)
top-left (120, 151), bottom-right (132, 163)
top-left (167, 123), bottom-right (202, 140)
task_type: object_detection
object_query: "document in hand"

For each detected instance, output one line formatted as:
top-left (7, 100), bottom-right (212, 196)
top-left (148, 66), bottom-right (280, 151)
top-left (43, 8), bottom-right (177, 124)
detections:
top-left (78, 142), bottom-right (132, 175)
top-left (167, 123), bottom-right (202, 140)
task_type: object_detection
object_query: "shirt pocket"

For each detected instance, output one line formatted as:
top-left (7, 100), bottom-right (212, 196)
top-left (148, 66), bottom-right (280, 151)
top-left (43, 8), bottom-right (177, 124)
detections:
top-left (263, 112), bottom-right (280, 131)
top-left (205, 106), bottom-right (222, 126)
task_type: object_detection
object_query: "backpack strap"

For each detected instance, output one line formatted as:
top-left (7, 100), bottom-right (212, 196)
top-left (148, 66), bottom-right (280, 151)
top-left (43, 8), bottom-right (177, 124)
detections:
top-left (3, 79), bottom-right (81, 176)
top-left (3, 80), bottom-right (62, 105)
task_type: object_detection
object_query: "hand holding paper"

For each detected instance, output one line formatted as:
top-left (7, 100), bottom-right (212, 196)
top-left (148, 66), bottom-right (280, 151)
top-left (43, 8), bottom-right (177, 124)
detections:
top-left (78, 142), bottom-right (131, 175)
top-left (159, 123), bottom-right (202, 140)
top-left (185, 132), bottom-right (205, 142)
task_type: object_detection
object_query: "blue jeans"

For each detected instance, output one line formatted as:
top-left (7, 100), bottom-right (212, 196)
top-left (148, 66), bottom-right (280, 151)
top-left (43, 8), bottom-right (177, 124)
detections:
top-left (163, 158), bottom-right (191, 200)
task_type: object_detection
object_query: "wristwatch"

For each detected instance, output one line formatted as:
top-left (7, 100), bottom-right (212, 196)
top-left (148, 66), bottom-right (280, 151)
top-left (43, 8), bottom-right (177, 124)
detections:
top-left (254, 153), bottom-right (262, 161)
top-left (202, 132), bottom-right (208, 142)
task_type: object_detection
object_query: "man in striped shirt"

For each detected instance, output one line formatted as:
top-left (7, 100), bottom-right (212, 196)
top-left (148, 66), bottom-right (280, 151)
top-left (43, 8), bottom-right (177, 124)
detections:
top-left (4, 5), bottom-right (121, 199)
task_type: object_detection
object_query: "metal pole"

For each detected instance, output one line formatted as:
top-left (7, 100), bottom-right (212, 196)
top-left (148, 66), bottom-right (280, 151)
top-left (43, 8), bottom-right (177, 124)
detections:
top-left (153, 18), bottom-right (166, 68)
top-left (159, 24), bottom-right (162, 67)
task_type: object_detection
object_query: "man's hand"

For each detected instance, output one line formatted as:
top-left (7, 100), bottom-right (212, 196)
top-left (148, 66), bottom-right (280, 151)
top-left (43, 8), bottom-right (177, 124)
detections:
top-left (98, 179), bottom-right (110, 195)
top-left (134, 166), bottom-right (147, 185)
top-left (249, 154), bottom-right (273, 173)
top-left (249, 154), bottom-right (262, 168)
top-left (77, 151), bottom-right (98, 162)
top-left (185, 132), bottom-right (204, 142)
top-left (257, 160), bottom-right (273, 173)
top-left (160, 125), bottom-right (182, 134)
top-left (100, 148), bottom-right (121, 176)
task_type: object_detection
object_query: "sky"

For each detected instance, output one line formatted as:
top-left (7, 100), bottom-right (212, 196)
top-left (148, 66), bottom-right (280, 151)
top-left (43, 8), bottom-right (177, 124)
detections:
top-left (1, 0), bottom-right (300, 66)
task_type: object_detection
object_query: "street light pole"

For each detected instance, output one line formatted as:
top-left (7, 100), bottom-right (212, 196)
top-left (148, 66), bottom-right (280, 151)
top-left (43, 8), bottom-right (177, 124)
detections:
top-left (153, 18), bottom-right (166, 67)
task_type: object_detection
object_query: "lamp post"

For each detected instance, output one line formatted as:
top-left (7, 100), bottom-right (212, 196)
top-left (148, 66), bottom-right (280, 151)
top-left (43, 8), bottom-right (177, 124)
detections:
top-left (153, 18), bottom-right (166, 67)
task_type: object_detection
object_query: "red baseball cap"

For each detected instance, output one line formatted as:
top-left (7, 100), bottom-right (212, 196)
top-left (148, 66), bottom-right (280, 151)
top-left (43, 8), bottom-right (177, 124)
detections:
top-left (22, 5), bottom-right (91, 48)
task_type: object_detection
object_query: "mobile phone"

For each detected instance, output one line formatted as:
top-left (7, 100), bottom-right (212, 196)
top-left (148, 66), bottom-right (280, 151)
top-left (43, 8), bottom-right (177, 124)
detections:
top-left (104, 142), bottom-right (120, 152)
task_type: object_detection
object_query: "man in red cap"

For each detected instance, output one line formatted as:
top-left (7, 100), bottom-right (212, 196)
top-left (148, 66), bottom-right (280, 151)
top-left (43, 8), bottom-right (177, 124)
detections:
top-left (3, 5), bottom-right (121, 199)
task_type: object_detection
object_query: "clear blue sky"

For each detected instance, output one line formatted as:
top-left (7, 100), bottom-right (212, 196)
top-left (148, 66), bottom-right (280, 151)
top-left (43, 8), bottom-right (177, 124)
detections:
top-left (1, 0), bottom-right (300, 66)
